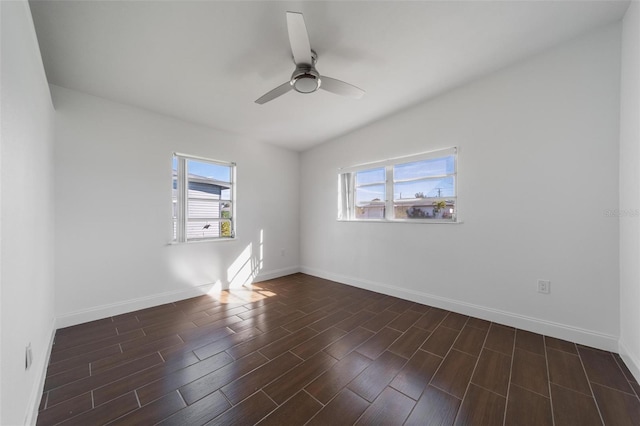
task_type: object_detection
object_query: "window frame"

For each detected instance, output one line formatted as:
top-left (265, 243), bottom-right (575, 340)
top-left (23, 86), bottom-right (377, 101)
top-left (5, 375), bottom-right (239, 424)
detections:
top-left (338, 147), bottom-right (459, 224)
top-left (173, 152), bottom-right (236, 243)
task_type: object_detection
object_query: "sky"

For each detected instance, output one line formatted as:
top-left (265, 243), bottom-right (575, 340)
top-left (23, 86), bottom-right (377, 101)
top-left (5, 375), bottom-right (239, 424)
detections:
top-left (173, 156), bottom-right (231, 182)
top-left (355, 155), bottom-right (455, 204)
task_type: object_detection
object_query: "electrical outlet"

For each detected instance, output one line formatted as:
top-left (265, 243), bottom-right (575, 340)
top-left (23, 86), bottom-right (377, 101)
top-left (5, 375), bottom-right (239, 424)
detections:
top-left (537, 280), bottom-right (551, 294)
top-left (280, 248), bottom-right (285, 257)
top-left (25, 343), bottom-right (33, 370)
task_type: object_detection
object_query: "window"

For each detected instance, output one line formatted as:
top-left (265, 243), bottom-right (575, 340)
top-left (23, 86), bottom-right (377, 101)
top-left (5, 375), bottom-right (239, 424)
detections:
top-left (338, 147), bottom-right (458, 222)
top-left (172, 153), bottom-right (235, 242)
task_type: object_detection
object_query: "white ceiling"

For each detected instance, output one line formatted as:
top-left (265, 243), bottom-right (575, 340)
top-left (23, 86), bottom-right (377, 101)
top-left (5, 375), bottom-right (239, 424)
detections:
top-left (30, 1), bottom-right (629, 151)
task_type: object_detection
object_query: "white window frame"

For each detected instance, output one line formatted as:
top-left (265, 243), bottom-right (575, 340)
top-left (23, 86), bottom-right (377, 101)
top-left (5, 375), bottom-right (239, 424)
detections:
top-left (338, 147), bottom-right (459, 223)
top-left (173, 152), bottom-right (236, 242)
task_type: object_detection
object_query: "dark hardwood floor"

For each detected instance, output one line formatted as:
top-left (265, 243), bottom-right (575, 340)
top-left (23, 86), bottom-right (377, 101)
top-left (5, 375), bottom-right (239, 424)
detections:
top-left (37, 273), bottom-right (640, 425)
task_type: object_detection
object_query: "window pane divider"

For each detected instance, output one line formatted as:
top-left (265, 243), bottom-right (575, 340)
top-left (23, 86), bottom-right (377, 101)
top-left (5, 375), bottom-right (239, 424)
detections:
top-left (393, 174), bottom-right (455, 184)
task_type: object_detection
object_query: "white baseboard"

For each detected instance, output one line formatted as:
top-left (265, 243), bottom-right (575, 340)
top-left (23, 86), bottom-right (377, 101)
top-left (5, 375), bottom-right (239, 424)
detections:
top-left (255, 266), bottom-right (300, 283)
top-left (618, 340), bottom-right (640, 383)
top-left (300, 266), bottom-right (619, 352)
top-left (25, 319), bottom-right (56, 426)
top-left (55, 267), bottom-right (300, 329)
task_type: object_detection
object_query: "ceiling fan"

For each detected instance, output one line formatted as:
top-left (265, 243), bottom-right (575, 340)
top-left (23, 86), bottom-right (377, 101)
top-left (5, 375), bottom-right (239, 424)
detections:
top-left (255, 12), bottom-right (365, 105)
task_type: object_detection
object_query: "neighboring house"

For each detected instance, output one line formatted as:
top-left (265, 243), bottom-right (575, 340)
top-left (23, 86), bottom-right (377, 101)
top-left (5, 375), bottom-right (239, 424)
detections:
top-left (356, 198), bottom-right (455, 220)
top-left (172, 171), bottom-right (231, 239)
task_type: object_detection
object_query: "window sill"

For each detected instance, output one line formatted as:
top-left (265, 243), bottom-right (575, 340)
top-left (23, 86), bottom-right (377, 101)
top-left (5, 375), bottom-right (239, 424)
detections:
top-left (168, 238), bottom-right (236, 245)
top-left (337, 219), bottom-right (463, 224)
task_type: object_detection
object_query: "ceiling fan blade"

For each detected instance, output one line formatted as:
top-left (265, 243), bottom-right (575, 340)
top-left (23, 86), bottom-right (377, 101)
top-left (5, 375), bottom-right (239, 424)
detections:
top-left (286, 12), bottom-right (312, 65)
top-left (255, 81), bottom-right (292, 104)
top-left (320, 76), bottom-right (365, 99)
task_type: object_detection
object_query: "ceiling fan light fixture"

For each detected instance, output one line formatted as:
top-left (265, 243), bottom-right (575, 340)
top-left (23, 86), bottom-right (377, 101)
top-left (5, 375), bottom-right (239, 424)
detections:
top-left (292, 73), bottom-right (321, 93)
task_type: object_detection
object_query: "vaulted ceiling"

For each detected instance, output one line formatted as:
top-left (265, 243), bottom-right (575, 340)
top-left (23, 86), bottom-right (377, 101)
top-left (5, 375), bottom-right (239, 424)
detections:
top-left (30, 1), bottom-right (629, 151)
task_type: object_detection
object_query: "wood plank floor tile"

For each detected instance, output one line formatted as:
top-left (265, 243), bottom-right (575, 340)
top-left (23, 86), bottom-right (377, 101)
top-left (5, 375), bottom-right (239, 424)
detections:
top-left (388, 326), bottom-right (431, 359)
top-left (52, 327), bottom-right (118, 352)
top-left (35, 393), bottom-right (92, 426)
top-left (43, 364), bottom-right (90, 392)
top-left (591, 382), bottom-right (640, 426)
top-left (176, 318), bottom-right (238, 343)
top-left (193, 327), bottom-right (262, 360)
top-left (56, 392), bottom-right (138, 426)
top-left (47, 352), bottom-right (164, 407)
top-left (256, 391), bottom-right (322, 426)
top-left (368, 296), bottom-right (401, 312)
top-left (511, 348), bottom-right (549, 397)
top-left (348, 351), bottom-right (407, 402)
top-left (547, 347), bottom-right (592, 395)
top-left (361, 310), bottom-right (400, 332)
top-left (390, 350), bottom-right (443, 400)
top-left (388, 310), bottom-right (423, 332)
top-left (414, 308), bottom-right (448, 332)
top-left (90, 335), bottom-right (184, 374)
top-left (335, 310), bottom-right (376, 332)
top-left (431, 349), bottom-right (477, 399)
top-left (204, 391), bottom-right (277, 426)
top-left (550, 383), bottom-right (602, 426)
top-left (404, 385), bottom-right (461, 426)
top-left (545, 336), bottom-right (578, 354)
top-left (291, 326), bottom-right (347, 359)
top-left (35, 274), bottom-right (640, 426)
top-left (110, 391), bottom-right (185, 426)
top-left (46, 344), bottom-right (122, 377)
top-left (225, 326), bottom-right (290, 359)
top-left (578, 346), bottom-right (634, 394)
top-left (157, 390), bottom-right (230, 426)
top-left (264, 351), bottom-right (337, 404)
top-left (408, 303), bottom-right (432, 314)
top-left (281, 310), bottom-right (328, 332)
top-left (453, 325), bottom-right (488, 357)
top-left (136, 351), bottom-right (234, 406)
top-left (440, 312), bottom-right (469, 331)
top-left (93, 351), bottom-right (199, 406)
top-left (454, 384), bottom-right (506, 426)
top-left (631, 381), bottom-right (640, 399)
top-left (308, 310), bottom-right (353, 332)
top-left (307, 389), bottom-right (370, 426)
top-left (484, 324), bottom-right (515, 356)
top-left (613, 353), bottom-right (639, 384)
top-left (515, 329), bottom-right (545, 356)
top-left (505, 384), bottom-right (552, 426)
top-left (471, 348), bottom-right (512, 397)
top-left (421, 326), bottom-right (460, 357)
top-left (49, 329), bottom-right (145, 363)
top-left (220, 351), bottom-right (302, 404)
top-left (258, 327), bottom-right (317, 359)
top-left (305, 351), bottom-right (372, 404)
top-left (466, 317), bottom-right (491, 331)
top-left (387, 299), bottom-right (415, 314)
top-left (355, 327), bottom-right (402, 360)
top-left (180, 351), bottom-right (268, 405)
top-left (592, 384), bottom-right (640, 426)
top-left (249, 309), bottom-right (308, 333)
top-left (355, 387), bottom-right (415, 425)
top-left (324, 327), bottom-right (374, 360)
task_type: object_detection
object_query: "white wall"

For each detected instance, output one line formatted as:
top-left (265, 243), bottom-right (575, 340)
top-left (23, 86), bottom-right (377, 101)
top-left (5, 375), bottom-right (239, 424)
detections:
top-left (52, 86), bottom-right (300, 326)
top-left (301, 24), bottom-right (622, 351)
top-left (619, 1), bottom-right (640, 381)
top-left (1, 1), bottom-right (56, 424)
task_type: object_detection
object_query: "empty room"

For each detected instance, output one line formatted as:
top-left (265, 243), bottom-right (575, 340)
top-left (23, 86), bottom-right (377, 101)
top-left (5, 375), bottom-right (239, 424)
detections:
top-left (2, 0), bottom-right (640, 424)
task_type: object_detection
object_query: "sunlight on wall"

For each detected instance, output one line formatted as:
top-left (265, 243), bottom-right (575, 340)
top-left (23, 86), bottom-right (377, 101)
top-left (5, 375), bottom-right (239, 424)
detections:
top-left (227, 243), bottom-right (255, 288)
top-left (170, 230), bottom-right (266, 302)
top-left (260, 229), bottom-right (264, 270)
